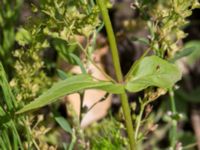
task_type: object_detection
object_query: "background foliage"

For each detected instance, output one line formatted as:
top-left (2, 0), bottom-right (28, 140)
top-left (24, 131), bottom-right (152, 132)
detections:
top-left (0, 0), bottom-right (200, 149)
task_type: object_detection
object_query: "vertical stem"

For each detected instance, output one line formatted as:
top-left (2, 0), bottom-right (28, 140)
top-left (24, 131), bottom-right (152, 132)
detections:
top-left (96, 0), bottom-right (123, 82)
top-left (120, 93), bottom-right (136, 149)
top-left (96, 0), bottom-right (136, 149)
top-left (169, 88), bottom-right (177, 148)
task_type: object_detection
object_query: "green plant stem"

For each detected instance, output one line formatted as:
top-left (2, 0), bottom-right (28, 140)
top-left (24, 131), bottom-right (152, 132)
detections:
top-left (96, 0), bottom-right (123, 82)
top-left (169, 88), bottom-right (177, 148)
top-left (96, 0), bottom-right (136, 149)
top-left (120, 93), bottom-right (136, 149)
top-left (135, 101), bottom-right (147, 140)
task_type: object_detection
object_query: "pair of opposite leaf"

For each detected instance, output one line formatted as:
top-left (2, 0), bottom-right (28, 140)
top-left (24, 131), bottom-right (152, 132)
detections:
top-left (17, 55), bottom-right (182, 114)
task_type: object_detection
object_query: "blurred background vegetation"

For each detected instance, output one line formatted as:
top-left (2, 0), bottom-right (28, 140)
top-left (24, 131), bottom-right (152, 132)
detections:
top-left (0, 0), bottom-right (200, 149)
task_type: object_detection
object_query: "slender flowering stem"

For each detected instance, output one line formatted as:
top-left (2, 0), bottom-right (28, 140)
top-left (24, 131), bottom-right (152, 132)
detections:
top-left (96, 0), bottom-right (136, 149)
top-left (96, 0), bottom-right (123, 82)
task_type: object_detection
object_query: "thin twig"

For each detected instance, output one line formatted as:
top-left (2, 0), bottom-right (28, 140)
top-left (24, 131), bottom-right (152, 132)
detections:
top-left (97, 1), bottom-right (136, 149)
top-left (76, 41), bottom-right (116, 83)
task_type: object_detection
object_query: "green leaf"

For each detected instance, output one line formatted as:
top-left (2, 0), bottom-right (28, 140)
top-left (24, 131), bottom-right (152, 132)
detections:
top-left (69, 53), bottom-right (87, 74)
top-left (132, 37), bottom-right (149, 45)
top-left (125, 56), bottom-right (182, 92)
top-left (184, 41), bottom-right (200, 66)
top-left (17, 74), bottom-right (124, 114)
top-left (54, 112), bottom-right (72, 134)
top-left (169, 47), bottom-right (194, 62)
top-left (57, 69), bottom-right (68, 80)
top-left (176, 87), bottom-right (200, 103)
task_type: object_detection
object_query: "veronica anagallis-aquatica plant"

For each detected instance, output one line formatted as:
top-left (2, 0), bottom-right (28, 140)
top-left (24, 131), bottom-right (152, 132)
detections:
top-left (15, 0), bottom-right (189, 149)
